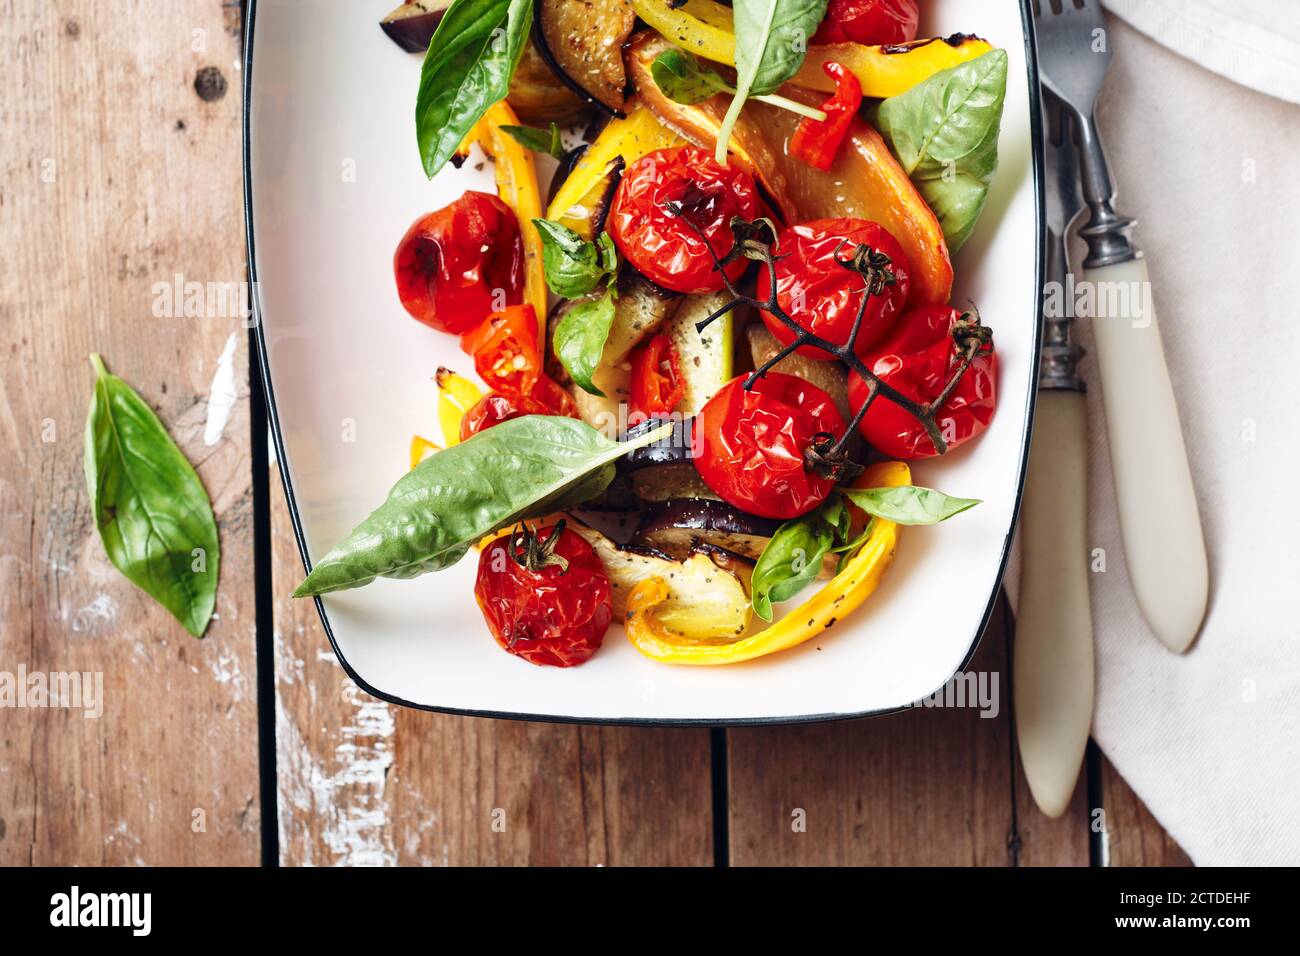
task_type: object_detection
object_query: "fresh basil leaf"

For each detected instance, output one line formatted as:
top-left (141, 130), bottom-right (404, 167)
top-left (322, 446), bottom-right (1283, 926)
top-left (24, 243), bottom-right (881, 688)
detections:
top-left (83, 354), bottom-right (219, 637)
top-left (415, 0), bottom-right (532, 179)
top-left (500, 122), bottom-right (566, 160)
top-left (831, 518), bottom-right (875, 573)
top-left (532, 218), bottom-right (618, 297)
top-left (596, 232), bottom-right (619, 277)
top-left (874, 49), bottom-right (1008, 252)
top-left (652, 48), bottom-right (733, 105)
top-left (554, 287), bottom-right (616, 397)
top-left (294, 416), bottom-right (671, 596)
top-left (842, 486), bottom-right (981, 525)
top-left (750, 495), bottom-right (842, 622)
top-left (717, 0), bottom-right (828, 162)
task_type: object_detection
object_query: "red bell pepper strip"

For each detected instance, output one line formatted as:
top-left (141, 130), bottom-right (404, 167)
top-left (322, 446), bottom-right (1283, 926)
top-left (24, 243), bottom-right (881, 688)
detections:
top-left (629, 332), bottom-right (685, 421)
top-left (789, 62), bottom-right (863, 171)
top-left (460, 304), bottom-right (542, 397)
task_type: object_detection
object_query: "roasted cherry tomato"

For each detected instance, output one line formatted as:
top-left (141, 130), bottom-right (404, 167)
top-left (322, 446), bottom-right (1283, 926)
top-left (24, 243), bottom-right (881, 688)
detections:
top-left (629, 332), bottom-right (685, 420)
top-left (608, 146), bottom-right (759, 294)
top-left (459, 378), bottom-right (577, 441)
top-left (474, 523), bottom-right (613, 667)
top-left (694, 373), bottom-right (846, 520)
top-left (813, 0), bottom-right (920, 46)
top-left (757, 218), bottom-right (911, 361)
top-left (394, 191), bottom-right (524, 335)
top-left (460, 304), bottom-right (541, 396)
top-left (848, 304), bottom-right (998, 459)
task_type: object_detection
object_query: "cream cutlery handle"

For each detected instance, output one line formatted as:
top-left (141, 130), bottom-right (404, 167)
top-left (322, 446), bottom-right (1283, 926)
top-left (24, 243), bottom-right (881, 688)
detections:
top-left (1016, 389), bottom-right (1094, 819)
top-left (1083, 256), bottom-right (1208, 652)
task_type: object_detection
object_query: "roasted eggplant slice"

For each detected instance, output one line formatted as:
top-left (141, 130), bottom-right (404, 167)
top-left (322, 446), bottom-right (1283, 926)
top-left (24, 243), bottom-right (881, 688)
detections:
top-left (637, 499), bottom-right (780, 560)
top-left (508, 40), bottom-right (588, 123)
top-left (622, 416), bottom-right (696, 471)
top-left (533, 0), bottom-right (637, 117)
top-left (631, 462), bottom-right (719, 503)
top-left (379, 0), bottom-right (452, 52)
top-left (568, 520), bottom-right (751, 638)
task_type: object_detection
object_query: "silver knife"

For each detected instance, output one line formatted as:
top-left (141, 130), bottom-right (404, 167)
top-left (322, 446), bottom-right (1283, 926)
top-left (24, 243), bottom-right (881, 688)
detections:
top-left (1014, 95), bottom-right (1094, 819)
top-left (1034, 0), bottom-right (1208, 653)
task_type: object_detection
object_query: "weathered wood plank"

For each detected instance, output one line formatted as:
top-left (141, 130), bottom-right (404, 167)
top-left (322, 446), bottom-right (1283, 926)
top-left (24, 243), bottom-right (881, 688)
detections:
top-left (0, 0), bottom-right (259, 865)
top-left (1100, 756), bottom-right (1192, 867)
top-left (270, 478), bottom-right (714, 866)
top-left (727, 596), bottom-right (1092, 865)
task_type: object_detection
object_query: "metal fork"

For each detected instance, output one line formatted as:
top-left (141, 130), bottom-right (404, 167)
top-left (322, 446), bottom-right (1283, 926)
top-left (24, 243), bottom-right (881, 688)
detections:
top-left (1032, 0), bottom-right (1209, 653)
top-left (1015, 94), bottom-right (1093, 818)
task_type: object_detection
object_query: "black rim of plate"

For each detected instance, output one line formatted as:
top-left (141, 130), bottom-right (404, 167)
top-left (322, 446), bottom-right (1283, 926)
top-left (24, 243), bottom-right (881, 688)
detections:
top-left (240, 0), bottom-right (1047, 727)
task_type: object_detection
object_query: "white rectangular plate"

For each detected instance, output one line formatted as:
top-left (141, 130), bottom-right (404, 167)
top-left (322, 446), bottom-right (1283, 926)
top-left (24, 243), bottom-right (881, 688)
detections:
top-left (244, 0), bottom-right (1043, 723)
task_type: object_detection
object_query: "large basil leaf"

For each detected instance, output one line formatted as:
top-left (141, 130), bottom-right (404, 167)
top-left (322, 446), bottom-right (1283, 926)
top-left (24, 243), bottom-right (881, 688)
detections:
top-left (875, 49), bottom-right (1009, 252)
top-left (553, 287), bottom-right (616, 397)
top-left (842, 486), bottom-right (980, 525)
top-left (717, 0), bottom-right (828, 163)
top-left (415, 0), bottom-right (532, 179)
top-left (83, 354), bottom-right (219, 637)
top-left (750, 496), bottom-right (846, 622)
top-left (294, 416), bottom-right (671, 597)
top-left (532, 219), bottom-right (618, 298)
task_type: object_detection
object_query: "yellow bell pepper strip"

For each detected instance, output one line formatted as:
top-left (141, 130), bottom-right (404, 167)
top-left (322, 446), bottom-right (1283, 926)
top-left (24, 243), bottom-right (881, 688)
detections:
top-left (408, 435), bottom-right (441, 471)
top-left (631, 0), bottom-right (991, 98)
top-left (458, 101), bottom-right (547, 345)
top-left (545, 99), bottom-right (682, 234)
top-left (625, 461), bottom-right (911, 665)
top-left (632, 0), bottom-right (735, 66)
top-left (793, 37), bottom-right (994, 98)
top-left (434, 367), bottom-right (484, 446)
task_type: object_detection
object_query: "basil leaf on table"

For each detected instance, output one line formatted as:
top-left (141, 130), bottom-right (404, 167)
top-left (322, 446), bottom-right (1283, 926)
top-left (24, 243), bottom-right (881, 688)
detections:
top-left (83, 354), bottom-right (219, 637)
top-left (750, 495), bottom-right (846, 622)
top-left (553, 287), bottom-right (617, 397)
top-left (294, 416), bottom-right (672, 597)
top-left (841, 486), bottom-right (981, 525)
top-left (532, 218), bottom-right (618, 297)
top-left (874, 49), bottom-right (1009, 252)
top-left (716, 0), bottom-right (829, 163)
top-left (652, 48), bottom-right (733, 105)
top-left (415, 0), bottom-right (533, 179)
top-left (500, 122), bottom-right (567, 160)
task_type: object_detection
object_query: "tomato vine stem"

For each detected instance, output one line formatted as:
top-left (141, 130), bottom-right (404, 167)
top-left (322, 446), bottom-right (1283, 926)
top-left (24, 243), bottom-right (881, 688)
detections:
top-left (670, 212), bottom-right (994, 470)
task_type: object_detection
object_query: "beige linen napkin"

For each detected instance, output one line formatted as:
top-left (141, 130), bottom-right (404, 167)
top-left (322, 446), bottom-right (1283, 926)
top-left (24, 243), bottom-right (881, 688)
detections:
top-left (1005, 16), bottom-right (1300, 865)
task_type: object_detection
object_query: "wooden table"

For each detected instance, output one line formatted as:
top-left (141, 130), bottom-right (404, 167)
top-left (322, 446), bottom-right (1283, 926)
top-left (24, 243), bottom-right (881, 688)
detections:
top-left (0, 1), bottom-right (1191, 867)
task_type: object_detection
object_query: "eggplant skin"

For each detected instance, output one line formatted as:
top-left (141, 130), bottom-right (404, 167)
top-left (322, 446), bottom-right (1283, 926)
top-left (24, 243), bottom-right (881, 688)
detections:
top-left (533, 0), bottom-right (637, 117)
top-left (622, 416), bottom-right (696, 471)
top-left (378, 1), bottom-right (451, 53)
top-left (636, 499), bottom-right (781, 560)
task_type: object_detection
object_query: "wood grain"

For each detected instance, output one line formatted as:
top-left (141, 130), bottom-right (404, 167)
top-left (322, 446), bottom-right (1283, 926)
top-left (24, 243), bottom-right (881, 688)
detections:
top-left (270, 477), bottom-right (714, 866)
top-left (1100, 755), bottom-right (1192, 866)
top-left (0, 0), bottom-right (259, 864)
top-left (726, 597), bottom-right (1091, 865)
